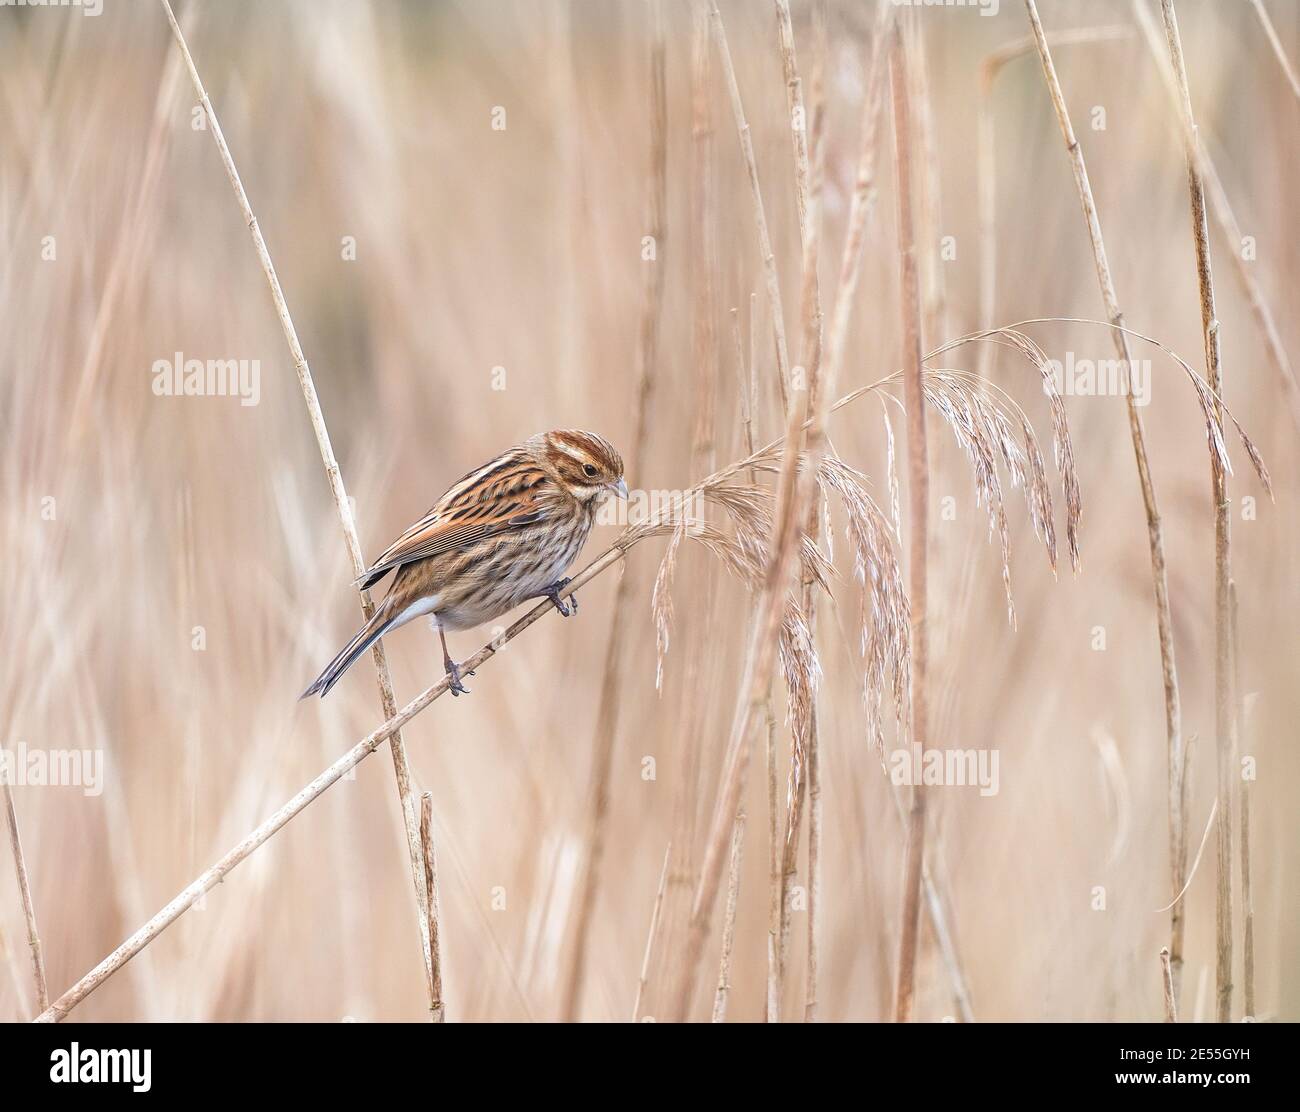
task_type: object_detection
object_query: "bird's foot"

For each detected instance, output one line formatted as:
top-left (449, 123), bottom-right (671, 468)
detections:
top-left (544, 577), bottom-right (578, 617)
top-left (445, 658), bottom-right (471, 697)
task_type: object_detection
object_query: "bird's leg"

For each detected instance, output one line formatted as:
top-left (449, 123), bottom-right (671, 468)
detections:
top-left (543, 577), bottom-right (578, 617)
top-left (438, 625), bottom-right (470, 696)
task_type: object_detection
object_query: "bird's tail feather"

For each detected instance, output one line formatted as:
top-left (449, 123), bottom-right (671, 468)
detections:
top-left (301, 601), bottom-right (397, 700)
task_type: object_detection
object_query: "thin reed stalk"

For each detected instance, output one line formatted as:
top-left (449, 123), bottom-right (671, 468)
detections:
top-left (157, 0), bottom-right (437, 1012)
top-left (418, 794), bottom-right (446, 1023)
top-left (889, 18), bottom-right (930, 1025)
top-left (1022, 0), bottom-right (1187, 1005)
top-left (709, 0), bottom-right (792, 404)
top-left (712, 812), bottom-right (745, 1023)
top-left (1230, 581), bottom-right (1255, 1018)
top-left (635, 843), bottom-right (672, 1022)
top-left (1249, 0), bottom-right (1300, 104)
top-left (668, 0), bottom-right (722, 1025)
top-left (3, 782), bottom-right (48, 1014)
top-left (559, 0), bottom-right (666, 1021)
top-left (1157, 0), bottom-right (1234, 1023)
top-left (773, 0), bottom-right (825, 1022)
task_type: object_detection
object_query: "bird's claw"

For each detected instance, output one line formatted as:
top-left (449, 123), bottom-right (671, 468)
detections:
top-left (545, 578), bottom-right (578, 617)
top-left (446, 659), bottom-right (471, 697)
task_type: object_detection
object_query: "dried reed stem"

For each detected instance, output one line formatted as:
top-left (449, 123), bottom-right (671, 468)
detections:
top-left (3, 782), bottom-right (48, 1014)
top-left (634, 842), bottom-right (676, 1024)
top-left (157, 0), bottom-right (437, 1010)
top-left (635, 842), bottom-right (673, 1022)
top-left (668, 0), bottom-right (721, 1021)
top-left (1230, 581), bottom-right (1255, 1018)
top-left (1023, 0), bottom-right (1187, 1005)
top-left (709, 0), bottom-right (792, 404)
top-left (889, 19), bottom-right (930, 1025)
top-left (1157, 0), bottom-right (1234, 1023)
top-left (1160, 947), bottom-right (1177, 1022)
top-left (712, 812), bottom-right (746, 1023)
top-left (559, 0), bottom-right (666, 1021)
top-left (774, 0), bottom-right (825, 1022)
top-left (419, 794), bottom-right (445, 1023)
top-left (1249, 0), bottom-right (1300, 104)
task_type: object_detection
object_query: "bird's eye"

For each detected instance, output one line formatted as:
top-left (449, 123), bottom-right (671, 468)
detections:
top-left (583, 463), bottom-right (598, 478)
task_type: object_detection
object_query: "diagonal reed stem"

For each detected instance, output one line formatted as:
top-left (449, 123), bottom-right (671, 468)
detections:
top-left (157, 0), bottom-right (438, 1013)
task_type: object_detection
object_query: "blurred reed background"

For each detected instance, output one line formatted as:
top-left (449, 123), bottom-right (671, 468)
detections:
top-left (0, 0), bottom-right (1295, 1021)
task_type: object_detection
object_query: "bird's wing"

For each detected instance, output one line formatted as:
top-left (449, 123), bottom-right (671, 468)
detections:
top-left (357, 451), bottom-right (550, 589)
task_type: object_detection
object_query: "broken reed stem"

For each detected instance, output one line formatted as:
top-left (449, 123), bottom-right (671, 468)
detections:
top-left (3, 782), bottom-right (48, 1014)
top-left (635, 842), bottom-right (673, 1022)
top-left (1130, 0), bottom-right (1300, 436)
top-left (712, 812), bottom-right (746, 1023)
top-left (709, 0), bottom-right (792, 406)
top-left (889, 18), bottom-right (930, 1025)
top-left (418, 794), bottom-right (445, 1023)
top-left (157, 0), bottom-right (437, 1011)
top-left (1022, 0), bottom-right (1187, 1006)
top-left (1160, 947), bottom-right (1178, 1022)
top-left (1249, 0), bottom-right (1300, 104)
top-left (1230, 582), bottom-right (1255, 1019)
top-left (560, 0), bottom-right (666, 1022)
top-left (1157, 0), bottom-right (1234, 1023)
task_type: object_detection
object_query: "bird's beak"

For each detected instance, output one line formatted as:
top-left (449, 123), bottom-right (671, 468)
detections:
top-left (608, 477), bottom-right (629, 500)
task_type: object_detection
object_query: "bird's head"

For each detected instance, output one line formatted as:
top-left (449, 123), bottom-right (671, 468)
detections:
top-left (535, 429), bottom-right (628, 505)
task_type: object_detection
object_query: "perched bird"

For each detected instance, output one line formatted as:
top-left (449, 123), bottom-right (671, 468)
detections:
top-left (302, 429), bottom-right (626, 699)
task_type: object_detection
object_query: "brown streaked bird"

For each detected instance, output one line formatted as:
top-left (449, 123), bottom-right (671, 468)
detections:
top-left (303, 429), bottom-right (626, 699)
